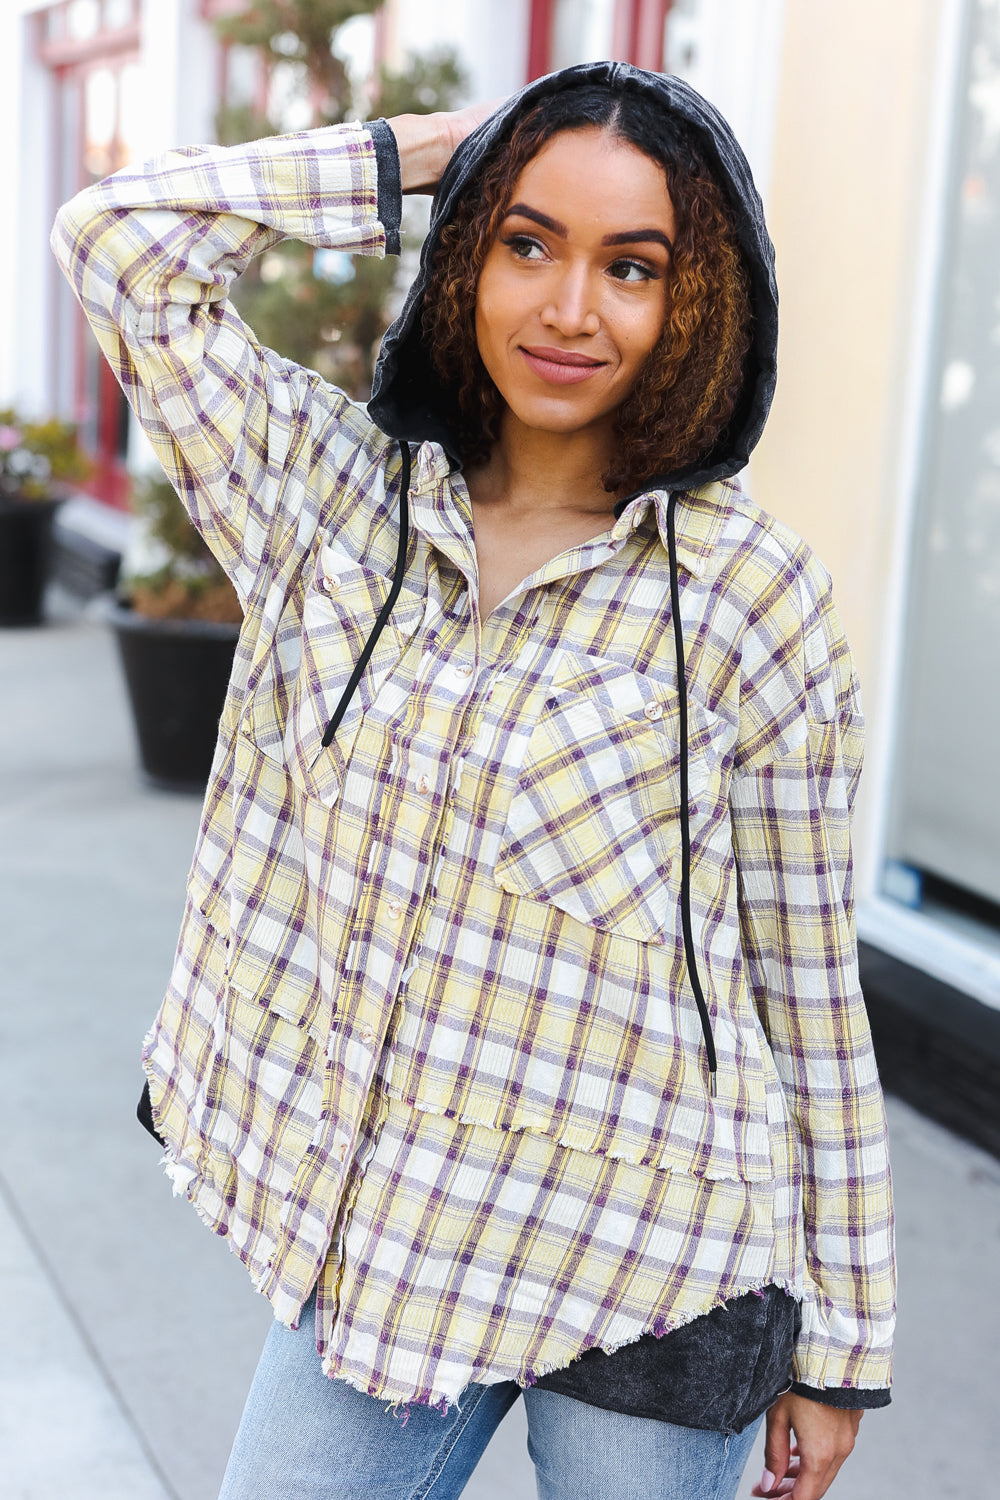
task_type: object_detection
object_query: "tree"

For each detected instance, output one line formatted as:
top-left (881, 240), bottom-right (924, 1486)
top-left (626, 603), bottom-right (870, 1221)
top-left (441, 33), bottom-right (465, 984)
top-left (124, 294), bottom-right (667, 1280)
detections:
top-left (211, 1), bottom-right (465, 395)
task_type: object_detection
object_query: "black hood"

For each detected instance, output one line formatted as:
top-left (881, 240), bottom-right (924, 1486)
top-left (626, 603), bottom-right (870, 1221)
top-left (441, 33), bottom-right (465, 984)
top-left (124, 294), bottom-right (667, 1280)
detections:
top-left (368, 60), bottom-right (778, 497)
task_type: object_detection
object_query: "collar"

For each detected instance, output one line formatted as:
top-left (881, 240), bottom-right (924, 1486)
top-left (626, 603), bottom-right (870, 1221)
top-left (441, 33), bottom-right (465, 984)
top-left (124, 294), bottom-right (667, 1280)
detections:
top-left (611, 481), bottom-right (738, 581)
top-left (413, 441), bottom-right (455, 494)
top-left (412, 442), bottom-right (738, 582)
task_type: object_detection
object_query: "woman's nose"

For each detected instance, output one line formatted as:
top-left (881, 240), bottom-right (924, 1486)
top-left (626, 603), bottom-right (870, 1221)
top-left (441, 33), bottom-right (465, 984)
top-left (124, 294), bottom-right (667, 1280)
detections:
top-left (540, 267), bottom-right (601, 337)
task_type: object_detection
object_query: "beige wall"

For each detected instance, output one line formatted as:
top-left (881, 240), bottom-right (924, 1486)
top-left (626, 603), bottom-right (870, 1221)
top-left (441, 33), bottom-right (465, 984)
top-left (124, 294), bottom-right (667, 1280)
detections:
top-left (751, 0), bottom-right (949, 883)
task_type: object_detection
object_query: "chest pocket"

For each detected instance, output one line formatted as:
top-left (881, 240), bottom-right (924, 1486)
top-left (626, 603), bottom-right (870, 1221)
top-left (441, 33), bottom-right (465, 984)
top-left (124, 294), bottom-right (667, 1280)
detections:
top-left (494, 652), bottom-right (721, 943)
top-left (274, 539), bottom-right (424, 807)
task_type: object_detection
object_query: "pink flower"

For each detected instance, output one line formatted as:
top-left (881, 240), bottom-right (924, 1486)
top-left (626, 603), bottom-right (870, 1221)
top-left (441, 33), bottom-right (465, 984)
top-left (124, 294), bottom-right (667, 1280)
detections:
top-left (0, 425), bottom-right (22, 451)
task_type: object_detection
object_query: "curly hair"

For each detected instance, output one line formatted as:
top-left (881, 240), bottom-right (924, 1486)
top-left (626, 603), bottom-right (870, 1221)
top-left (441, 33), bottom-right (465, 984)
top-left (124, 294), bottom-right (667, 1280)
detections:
top-left (421, 85), bottom-right (754, 494)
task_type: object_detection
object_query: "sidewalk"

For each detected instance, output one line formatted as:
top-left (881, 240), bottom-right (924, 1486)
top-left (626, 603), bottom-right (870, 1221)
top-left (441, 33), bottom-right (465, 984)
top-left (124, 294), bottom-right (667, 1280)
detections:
top-left (1, 601), bottom-right (998, 1499)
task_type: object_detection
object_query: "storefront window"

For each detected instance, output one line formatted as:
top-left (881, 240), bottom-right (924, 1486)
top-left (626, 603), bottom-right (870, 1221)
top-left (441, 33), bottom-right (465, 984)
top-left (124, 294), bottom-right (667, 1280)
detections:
top-left (67, 0), bottom-right (101, 42)
top-left (529, 0), bottom-right (670, 78)
top-left (664, 0), bottom-right (699, 75)
top-left (889, 0), bottom-right (1000, 919)
top-left (551, 0), bottom-right (615, 69)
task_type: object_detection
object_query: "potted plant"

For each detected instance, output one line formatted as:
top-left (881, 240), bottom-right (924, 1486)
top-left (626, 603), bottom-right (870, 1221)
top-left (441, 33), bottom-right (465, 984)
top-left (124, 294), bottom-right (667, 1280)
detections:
top-left (111, 469), bottom-right (242, 791)
top-left (0, 408), bottom-right (92, 626)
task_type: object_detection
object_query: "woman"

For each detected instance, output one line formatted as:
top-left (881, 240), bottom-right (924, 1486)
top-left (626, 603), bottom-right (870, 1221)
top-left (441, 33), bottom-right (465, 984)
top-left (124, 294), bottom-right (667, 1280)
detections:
top-left (53, 62), bottom-right (895, 1500)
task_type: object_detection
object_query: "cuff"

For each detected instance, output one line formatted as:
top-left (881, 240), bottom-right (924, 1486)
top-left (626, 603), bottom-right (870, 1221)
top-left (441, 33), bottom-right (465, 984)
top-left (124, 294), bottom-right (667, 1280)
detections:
top-left (791, 1383), bottom-right (891, 1411)
top-left (368, 118), bottom-right (402, 256)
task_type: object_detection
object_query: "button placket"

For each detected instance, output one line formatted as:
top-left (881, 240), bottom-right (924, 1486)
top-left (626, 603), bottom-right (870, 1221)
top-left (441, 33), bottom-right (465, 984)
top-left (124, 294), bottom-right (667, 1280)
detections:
top-left (354, 601), bottom-right (479, 1074)
top-left (448, 754), bottom-right (466, 802)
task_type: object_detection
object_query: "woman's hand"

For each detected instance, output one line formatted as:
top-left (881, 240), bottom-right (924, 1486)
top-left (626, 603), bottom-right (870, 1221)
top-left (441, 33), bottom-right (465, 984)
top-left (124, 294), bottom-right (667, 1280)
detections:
top-left (751, 1393), bottom-right (863, 1499)
top-left (387, 101), bottom-right (505, 193)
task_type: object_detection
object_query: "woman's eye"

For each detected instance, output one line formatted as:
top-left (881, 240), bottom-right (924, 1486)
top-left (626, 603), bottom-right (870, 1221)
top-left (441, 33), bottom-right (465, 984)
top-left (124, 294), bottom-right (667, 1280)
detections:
top-left (502, 234), bottom-right (546, 261)
top-left (608, 258), bottom-right (656, 283)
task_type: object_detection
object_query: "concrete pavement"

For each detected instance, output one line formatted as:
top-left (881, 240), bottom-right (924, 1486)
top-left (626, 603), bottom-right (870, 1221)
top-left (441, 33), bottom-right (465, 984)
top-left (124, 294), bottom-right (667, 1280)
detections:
top-left (1, 596), bottom-right (998, 1499)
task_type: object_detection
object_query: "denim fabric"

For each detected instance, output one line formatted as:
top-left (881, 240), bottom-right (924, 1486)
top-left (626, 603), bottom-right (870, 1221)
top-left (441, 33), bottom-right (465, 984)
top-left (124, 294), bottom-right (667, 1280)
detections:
top-left (367, 118), bottom-right (402, 256)
top-left (218, 1290), bottom-right (762, 1500)
top-left (526, 1392), bottom-right (761, 1500)
top-left (533, 1285), bottom-right (797, 1434)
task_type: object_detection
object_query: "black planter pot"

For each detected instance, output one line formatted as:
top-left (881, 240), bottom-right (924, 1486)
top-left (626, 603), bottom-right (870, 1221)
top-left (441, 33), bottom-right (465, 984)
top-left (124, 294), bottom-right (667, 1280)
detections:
top-left (0, 494), bottom-right (64, 626)
top-left (110, 603), bottom-right (240, 792)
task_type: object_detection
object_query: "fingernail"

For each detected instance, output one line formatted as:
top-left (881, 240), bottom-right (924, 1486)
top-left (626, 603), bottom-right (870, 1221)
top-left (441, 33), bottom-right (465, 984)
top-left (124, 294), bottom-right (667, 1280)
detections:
top-left (760, 1471), bottom-right (775, 1494)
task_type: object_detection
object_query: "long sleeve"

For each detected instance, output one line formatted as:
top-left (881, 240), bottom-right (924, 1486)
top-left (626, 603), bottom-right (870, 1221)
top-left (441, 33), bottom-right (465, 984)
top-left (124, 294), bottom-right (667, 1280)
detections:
top-left (728, 550), bottom-right (896, 1393)
top-left (50, 121), bottom-right (403, 607)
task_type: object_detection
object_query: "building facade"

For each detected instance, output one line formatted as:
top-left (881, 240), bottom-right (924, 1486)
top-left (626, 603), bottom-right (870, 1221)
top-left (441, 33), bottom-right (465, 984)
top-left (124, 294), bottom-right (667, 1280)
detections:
top-left (3, 0), bottom-right (998, 1143)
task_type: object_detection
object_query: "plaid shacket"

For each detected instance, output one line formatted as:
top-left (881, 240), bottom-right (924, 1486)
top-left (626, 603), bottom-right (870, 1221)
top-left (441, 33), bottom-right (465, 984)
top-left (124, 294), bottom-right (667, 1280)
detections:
top-left (52, 123), bottom-right (895, 1408)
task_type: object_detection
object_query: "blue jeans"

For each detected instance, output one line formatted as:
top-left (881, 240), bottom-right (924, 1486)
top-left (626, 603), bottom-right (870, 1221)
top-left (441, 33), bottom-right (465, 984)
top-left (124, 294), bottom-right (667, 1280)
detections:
top-left (218, 1300), bottom-right (763, 1500)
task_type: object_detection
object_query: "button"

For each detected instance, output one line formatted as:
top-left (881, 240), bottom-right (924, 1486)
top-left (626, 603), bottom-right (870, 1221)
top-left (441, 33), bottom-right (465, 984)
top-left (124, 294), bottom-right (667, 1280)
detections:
top-left (360, 1023), bottom-right (375, 1045)
top-left (643, 701), bottom-right (664, 721)
top-left (325, 574), bottom-right (340, 593)
top-left (241, 718), bottom-right (252, 736)
top-left (386, 900), bottom-right (403, 920)
top-left (454, 661), bottom-right (474, 678)
top-left (415, 773), bottom-right (433, 795)
top-left (337, 1140), bottom-right (349, 1163)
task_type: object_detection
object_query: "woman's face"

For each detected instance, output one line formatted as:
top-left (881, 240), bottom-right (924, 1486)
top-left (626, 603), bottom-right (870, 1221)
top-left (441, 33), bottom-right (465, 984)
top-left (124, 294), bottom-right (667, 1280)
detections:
top-left (474, 125), bottom-right (676, 447)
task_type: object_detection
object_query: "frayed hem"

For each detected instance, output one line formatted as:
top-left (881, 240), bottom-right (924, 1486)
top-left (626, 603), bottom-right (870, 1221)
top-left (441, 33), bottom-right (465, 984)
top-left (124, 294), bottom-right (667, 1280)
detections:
top-left (318, 1359), bottom-right (460, 1416)
top-left (384, 1091), bottom-right (762, 1182)
top-left (512, 1277), bottom-right (807, 1389)
top-left (316, 1279), bottom-right (812, 1410)
top-left (153, 1149), bottom-right (297, 1320)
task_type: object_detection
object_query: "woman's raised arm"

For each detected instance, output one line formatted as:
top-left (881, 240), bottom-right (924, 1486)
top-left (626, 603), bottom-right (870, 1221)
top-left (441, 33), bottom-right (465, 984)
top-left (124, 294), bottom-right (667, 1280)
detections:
top-left (51, 122), bottom-right (410, 605)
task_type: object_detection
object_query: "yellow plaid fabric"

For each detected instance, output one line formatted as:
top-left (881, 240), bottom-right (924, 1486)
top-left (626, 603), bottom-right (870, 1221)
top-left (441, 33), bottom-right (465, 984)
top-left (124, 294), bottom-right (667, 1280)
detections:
top-left (52, 124), bottom-right (895, 1408)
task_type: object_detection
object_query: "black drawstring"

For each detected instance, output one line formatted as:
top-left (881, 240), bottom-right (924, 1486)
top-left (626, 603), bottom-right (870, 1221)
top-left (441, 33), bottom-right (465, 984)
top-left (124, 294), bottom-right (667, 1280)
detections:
top-left (665, 492), bottom-right (718, 1097)
top-left (320, 442), bottom-right (412, 751)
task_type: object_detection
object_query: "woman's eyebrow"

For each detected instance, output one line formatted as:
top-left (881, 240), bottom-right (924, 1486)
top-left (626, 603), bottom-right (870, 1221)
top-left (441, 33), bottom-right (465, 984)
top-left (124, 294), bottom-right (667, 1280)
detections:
top-left (502, 204), bottom-right (672, 254)
top-left (503, 203), bottom-right (567, 235)
top-left (602, 228), bottom-right (673, 253)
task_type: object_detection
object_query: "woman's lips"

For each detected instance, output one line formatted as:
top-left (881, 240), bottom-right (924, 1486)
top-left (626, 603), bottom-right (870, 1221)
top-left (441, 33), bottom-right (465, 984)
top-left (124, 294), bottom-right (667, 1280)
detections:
top-left (519, 345), bottom-right (607, 386)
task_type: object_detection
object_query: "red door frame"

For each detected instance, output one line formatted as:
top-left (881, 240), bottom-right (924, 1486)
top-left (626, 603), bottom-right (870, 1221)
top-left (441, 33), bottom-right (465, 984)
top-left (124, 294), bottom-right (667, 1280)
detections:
top-left (527, 0), bottom-right (557, 79)
top-left (38, 2), bottom-right (142, 508)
